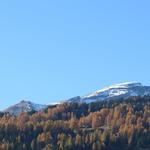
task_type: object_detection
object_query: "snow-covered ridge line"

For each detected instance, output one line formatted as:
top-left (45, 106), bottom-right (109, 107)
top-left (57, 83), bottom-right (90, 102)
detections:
top-left (66, 82), bottom-right (150, 103)
top-left (82, 82), bottom-right (142, 99)
top-left (4, 82), bottom-right (150, 115)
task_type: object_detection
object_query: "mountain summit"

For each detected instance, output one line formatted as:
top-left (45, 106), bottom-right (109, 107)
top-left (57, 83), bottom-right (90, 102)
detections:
top-left (66, 82), bottom-right (150, 103)
top-left (4, 100), bottom-right (47, 115)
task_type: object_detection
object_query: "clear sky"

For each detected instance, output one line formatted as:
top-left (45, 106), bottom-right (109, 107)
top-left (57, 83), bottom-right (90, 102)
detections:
top-left (0, 0), bottom-right (150, 110)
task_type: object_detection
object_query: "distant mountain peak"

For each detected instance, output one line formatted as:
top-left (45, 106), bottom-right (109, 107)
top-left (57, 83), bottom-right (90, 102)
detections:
top-left (83, 82), bottom-right (142, 98)
top-left (4, 100), bottom-right (47, 115)
top-left (66, 82), bottom-right (150, 103)
top-left (20, 100), bottom-right (29, 103)
top-left (97, 82), bottom-right (142, 92)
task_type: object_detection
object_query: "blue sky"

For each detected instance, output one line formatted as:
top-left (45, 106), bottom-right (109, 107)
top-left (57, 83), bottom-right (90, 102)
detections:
top-left (0, 0), bottom-right (150, 110)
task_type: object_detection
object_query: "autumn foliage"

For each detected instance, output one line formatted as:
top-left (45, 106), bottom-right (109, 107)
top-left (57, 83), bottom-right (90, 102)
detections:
top-left (0, 96), bottom-right (149, 150)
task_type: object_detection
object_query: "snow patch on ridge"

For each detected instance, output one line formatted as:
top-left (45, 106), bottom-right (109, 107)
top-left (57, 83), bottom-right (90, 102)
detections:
top-left (65, 81), bottom-right (150, 104)
top-left (82, 82), bottom-right (142, 99)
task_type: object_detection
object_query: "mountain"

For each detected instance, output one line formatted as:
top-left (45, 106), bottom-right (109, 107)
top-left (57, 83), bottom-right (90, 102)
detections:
top-left (66, 82), bottom-right (150, 103)
top-left (3, 82), bottom-right (150, 115)
top-left (4, 100), bottom-right (47, 115)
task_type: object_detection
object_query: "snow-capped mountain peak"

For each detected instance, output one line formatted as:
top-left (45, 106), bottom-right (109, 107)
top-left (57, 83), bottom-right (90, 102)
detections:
top-left (66, 82), bottom-right (150, 103)
top-left (82, 82), bottom-right (142, 99)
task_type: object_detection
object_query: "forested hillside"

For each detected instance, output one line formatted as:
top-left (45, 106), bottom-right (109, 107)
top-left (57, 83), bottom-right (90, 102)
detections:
top-left (0, 96), bottom-right (149, 150)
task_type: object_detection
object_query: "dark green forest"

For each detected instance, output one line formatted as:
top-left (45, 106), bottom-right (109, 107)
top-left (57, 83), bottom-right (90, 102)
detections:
top-left (0, 96), bottom-right (149, 150)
